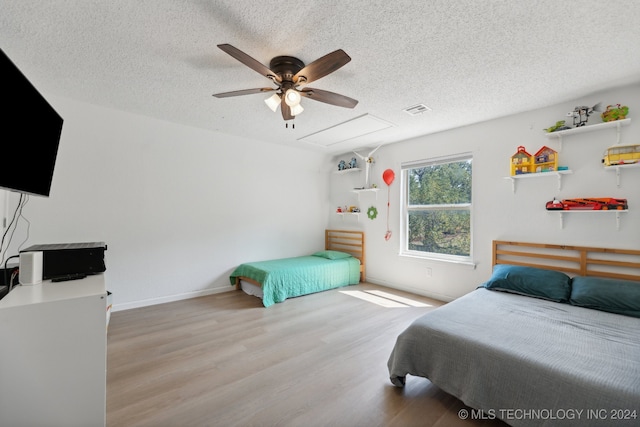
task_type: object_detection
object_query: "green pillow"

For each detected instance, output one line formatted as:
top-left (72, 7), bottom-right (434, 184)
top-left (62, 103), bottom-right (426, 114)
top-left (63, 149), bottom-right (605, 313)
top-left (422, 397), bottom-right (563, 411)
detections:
top-left (481, 264), bottom-right (571, 303)
top-left (312, 250), bottom-right (352, 260)
top-left (570, 276), bottom-right (640, 318)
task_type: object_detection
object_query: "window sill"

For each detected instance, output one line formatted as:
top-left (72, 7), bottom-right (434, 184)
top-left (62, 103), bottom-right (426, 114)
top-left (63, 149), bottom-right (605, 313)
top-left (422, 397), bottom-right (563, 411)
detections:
top-left (399, 252), bottom-right (477, 269)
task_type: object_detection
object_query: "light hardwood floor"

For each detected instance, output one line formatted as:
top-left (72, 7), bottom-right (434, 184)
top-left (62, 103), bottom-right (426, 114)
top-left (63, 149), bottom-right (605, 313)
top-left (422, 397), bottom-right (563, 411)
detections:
top-left (107, 283), bottom-right (507, 427)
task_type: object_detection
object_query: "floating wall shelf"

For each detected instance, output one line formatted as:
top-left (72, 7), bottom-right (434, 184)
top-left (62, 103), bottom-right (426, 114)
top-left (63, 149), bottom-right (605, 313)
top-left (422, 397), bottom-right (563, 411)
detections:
top-left (336, 212), bottom-right (361, 222)
top-left (604, 163), bottom-right (640, 187)
top-left (504, 170), bottom-right (573, 193)
top-left (544, 118), bottom-right (630, 150)
top-left (548, 209), bottom-right (628, 230)
top-left (352, 187), bottom-right (380, 201)
top-left (333, 167), bottom-right (361, 175)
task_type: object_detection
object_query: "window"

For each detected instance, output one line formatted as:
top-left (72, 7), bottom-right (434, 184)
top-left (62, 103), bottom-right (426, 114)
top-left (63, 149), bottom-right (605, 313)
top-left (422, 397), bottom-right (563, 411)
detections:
top-left (401, 153), bottom-right (472, 263)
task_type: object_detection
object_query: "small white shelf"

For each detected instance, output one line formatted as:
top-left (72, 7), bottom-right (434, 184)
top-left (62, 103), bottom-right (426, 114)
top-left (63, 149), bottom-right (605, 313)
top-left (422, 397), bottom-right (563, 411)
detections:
top-left (334, 167), bottom-right (361, 175)
top-left (544, 118), bottom-right (630, 149)
top-left (504, 170), bottom-right (573, 193)
top-left (548, 209), bottom-right (628, 230)
top-left (352, 187), bottom-right (380, 201)
top-left (604, 163), bottom-right (640, 187)
top-left (336, 212), bottom-right (361, 222)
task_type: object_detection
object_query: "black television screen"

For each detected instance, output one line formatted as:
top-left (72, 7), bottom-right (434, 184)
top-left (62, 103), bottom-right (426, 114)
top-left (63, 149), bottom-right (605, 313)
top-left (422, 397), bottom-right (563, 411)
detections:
top-left (1, 48), bottom-right (63, 197)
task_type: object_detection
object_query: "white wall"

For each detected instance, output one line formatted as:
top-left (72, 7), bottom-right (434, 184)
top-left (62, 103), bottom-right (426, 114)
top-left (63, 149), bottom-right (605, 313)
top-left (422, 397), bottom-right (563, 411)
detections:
top-left (330, 83), bottom-right (640, 301)
top-left (4, 84), bottom-right (638, 309)
top-left (2, 97), bottom-right (331, 310)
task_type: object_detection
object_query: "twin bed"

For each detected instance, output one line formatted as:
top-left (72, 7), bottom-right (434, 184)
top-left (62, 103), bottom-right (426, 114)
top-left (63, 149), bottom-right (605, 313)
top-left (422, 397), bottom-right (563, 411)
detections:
top-left (388, 240), bottom-right (640, 427)
top-left (229, 229), bottom-right (365, 307)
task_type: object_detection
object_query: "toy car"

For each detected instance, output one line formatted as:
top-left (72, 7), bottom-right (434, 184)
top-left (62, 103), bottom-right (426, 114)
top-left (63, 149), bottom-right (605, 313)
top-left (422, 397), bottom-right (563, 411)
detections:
top-left (546, 198), bottom-right (628, 211)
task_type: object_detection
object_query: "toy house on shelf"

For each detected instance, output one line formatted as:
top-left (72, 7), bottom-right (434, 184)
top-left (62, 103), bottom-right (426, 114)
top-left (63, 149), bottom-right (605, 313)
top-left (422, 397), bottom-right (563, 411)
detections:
top-left (534, 146), bottom-right (558, 172)
top-left (510, 146), bottom-right (534, 175)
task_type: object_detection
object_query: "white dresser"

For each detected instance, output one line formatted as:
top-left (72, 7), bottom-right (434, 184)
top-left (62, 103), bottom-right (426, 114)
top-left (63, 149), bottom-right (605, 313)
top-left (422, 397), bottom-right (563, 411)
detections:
top-left (0, 274), bottom-right (107, 427)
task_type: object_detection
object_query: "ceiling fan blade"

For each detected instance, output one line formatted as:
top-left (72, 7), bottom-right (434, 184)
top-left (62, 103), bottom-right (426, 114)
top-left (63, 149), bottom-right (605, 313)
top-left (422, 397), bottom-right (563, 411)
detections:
top-left (299, 88), bottom-right (358, 108)
top-left (281, 102), bottom-right (294, 121)
top-left (293, 49), bottom-right (351, 85)
top-left (217, 44), bottom-right (281, 83)
top-left (213, 87), bottom-right (275, 98)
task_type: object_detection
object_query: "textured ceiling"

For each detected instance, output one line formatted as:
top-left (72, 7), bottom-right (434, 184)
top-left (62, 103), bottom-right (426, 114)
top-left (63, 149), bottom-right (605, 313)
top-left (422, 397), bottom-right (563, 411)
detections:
top-left (2, 0), bottom-right (640, 154)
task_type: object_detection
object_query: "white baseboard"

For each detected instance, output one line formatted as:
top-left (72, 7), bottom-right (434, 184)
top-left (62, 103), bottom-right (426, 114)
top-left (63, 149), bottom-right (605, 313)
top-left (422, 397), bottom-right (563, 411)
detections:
top-left (112, 286), bottom-right (234, 312)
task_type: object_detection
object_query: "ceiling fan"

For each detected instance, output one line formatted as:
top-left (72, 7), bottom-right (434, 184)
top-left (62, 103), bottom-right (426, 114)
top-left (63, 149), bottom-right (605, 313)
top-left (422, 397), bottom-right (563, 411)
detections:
top-left (213, 44), bottom-right (358, 122)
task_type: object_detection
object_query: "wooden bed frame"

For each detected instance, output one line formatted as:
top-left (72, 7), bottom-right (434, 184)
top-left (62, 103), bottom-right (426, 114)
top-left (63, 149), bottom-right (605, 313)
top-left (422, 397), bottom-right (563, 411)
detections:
top-left (326, 229), bottom-right (366, 282)
top-left (235, 229), bottom-right (366, 290)
top-left (492, 240), bottom-right (640, 282)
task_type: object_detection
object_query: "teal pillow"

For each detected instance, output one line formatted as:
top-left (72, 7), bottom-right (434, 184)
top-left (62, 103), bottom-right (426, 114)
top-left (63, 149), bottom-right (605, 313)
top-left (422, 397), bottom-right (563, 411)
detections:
top-left (312, 250), bottom-right (352, 260)
top-left (570, 276), bottom-right (640, 318)
top-left (480, 264), bottom-right (571, 302)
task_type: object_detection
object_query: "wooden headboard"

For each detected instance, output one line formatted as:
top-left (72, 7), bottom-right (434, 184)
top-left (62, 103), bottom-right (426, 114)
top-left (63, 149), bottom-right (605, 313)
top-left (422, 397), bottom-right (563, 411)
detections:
top-left (326, 229), bottom-right (366, 282)
top-left (493, 240), bottom-right (640, 282)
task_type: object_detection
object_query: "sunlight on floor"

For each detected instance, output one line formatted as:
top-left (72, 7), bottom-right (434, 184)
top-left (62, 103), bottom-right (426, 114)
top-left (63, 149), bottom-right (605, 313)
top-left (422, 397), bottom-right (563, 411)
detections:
top-left (366, 290), bottom-right (432, 307)
top-left (339, 290), bottom-right (433, 307)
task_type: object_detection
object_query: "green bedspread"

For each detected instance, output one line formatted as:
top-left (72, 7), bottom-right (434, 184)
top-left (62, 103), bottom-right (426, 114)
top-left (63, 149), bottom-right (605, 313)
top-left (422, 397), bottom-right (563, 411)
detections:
top-left (229, 255), bottom-right (361, 307)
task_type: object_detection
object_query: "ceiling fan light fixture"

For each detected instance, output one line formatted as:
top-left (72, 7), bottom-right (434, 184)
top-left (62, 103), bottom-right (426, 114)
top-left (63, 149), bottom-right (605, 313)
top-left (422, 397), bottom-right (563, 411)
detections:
top-left (264, 93), bottom-right (282, 112)
top-left (284, 88), bottom-right (302, 107)
top-left (290, 103), bottom-right (304, 116)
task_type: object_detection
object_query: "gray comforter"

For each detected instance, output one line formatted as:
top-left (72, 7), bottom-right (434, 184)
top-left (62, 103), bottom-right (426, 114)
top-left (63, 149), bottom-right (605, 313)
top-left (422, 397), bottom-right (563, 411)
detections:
top-left (388, 288), bottom-right (640, 426)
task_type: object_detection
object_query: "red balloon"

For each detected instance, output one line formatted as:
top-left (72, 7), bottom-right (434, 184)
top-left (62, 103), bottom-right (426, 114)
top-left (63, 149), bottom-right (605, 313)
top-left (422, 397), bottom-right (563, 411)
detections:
top-left (383, 169), bottom-right (395, 186)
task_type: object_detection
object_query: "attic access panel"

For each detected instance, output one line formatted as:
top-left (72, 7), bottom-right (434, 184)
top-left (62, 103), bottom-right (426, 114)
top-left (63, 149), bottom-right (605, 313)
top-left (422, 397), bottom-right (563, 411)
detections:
top-left (298, 114), bottom-right (395, 147)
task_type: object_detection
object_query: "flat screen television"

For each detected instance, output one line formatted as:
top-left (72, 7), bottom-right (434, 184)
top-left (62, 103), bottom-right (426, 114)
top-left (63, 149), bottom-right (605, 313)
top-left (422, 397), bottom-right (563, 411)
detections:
top-left (1, 48), bottom-right (63, 197)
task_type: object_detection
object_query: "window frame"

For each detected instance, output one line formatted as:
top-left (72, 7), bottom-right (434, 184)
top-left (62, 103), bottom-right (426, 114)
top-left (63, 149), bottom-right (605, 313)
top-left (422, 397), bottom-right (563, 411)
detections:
top-left (399, 153), bottom-right (474, 265)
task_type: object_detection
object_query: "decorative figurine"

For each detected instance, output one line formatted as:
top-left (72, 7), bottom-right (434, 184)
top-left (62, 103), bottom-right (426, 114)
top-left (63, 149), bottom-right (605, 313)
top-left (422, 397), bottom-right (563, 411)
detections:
top-left (338, 160), bottom-right (346, 171)
top-left (544, 120), bottom-right (571, 133)
top-left (601, 104), bottom-right (629, 122)
top-left (602, 143), bottom-right (640, 166)
top-left (534, 146), bottom-right (558, 172)
top-left (546, 198), bottom-right (564, 210)
top-left (545, 197), bottom-right (628, 211)
top-left (349, 157), bottom-right (357, 169)
top-left (510, 146), bottom-right (534, 175)
top-left (567, 102), bottom-right (602, 127)
top-left (353, 145), bottom-right (381, 188)
top-left (367, 206), bottom-right (378, 220)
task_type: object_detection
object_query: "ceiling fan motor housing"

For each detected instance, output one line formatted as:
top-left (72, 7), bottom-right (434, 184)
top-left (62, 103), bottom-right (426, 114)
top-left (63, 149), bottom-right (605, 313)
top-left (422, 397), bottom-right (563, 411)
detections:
top-left (269, 56), bottom-right (305, 82)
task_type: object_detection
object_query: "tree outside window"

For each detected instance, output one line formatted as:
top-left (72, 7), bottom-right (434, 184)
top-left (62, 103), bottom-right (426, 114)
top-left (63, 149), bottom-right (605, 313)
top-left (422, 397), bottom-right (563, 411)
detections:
top-left (401, 154), bottom-right (472, 261)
